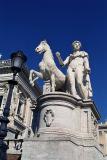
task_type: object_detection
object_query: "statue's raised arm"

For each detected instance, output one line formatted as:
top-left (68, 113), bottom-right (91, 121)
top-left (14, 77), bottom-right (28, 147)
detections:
top-left (56, 52), bottom-right (64, 66)
top-left (56, 52), bottom-right (70, 66)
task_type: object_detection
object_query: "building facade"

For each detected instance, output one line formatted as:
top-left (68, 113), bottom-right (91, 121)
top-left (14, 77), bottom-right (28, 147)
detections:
top-left (0, 58), bottom-right (41, 160)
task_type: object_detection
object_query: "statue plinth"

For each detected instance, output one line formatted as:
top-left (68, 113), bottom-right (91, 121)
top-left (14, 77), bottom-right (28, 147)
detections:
top-left (36, 92), bottom-right (100, 137)
top-left (21, 92), bottom-right (103, 160)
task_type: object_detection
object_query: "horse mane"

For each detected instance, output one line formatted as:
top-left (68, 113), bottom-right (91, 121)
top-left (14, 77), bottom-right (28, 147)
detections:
top-left (44, 41), bottom-right (54, 60)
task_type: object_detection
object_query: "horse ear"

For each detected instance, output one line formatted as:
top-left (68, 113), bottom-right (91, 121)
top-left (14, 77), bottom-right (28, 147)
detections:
top-left (44, 40), bottom-right (47, 43)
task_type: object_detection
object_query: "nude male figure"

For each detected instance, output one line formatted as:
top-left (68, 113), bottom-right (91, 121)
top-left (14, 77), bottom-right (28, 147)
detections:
top-left (56, 41), bottom-right (92, 100)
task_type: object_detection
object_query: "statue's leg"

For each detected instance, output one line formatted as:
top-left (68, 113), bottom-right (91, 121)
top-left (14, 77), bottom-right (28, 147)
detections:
top-left (67, 68), bottom-right (77, 96)
top-left (51, 74), bottom-right (55, 92)
top-left (29, 70), bottom-right (43, 80)
top-left (76, 68), bottom-right (87, 99)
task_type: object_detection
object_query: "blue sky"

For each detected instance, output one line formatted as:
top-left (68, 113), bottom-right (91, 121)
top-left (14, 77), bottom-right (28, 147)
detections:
top-left (0, 0), bottom-right (106, 121)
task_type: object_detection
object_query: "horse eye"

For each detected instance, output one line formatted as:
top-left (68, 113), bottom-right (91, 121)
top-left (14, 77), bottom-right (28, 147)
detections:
top-left (42, 42), bottom-right (45, 45)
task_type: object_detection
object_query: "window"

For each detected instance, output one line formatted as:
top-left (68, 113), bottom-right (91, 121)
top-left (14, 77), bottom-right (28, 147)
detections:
top-left (17, 101), bottom-right (22, 115)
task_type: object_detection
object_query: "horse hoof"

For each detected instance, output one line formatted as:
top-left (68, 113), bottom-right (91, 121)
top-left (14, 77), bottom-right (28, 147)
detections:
top-left (30, 81), bottom-right (34, 86)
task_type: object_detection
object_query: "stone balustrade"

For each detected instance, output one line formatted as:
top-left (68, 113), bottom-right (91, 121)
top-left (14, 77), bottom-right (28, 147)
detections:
top-left (5, 139), bottom-right (23, 154)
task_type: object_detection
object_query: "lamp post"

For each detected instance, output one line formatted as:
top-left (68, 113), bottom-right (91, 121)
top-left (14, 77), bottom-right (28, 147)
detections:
top-left (0, 51), bottom-right (27, 160)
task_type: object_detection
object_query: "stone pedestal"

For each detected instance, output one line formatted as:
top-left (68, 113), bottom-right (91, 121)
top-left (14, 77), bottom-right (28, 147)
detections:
top-left (21, 92), bottom-right (104, 160)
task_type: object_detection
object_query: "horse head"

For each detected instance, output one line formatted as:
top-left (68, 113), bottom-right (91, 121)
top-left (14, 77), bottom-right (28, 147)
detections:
top-left (35, 40), bottom-right (50, 54)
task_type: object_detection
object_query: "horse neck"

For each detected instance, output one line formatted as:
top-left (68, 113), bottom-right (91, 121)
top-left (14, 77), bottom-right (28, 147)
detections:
top-left (43, 48), bottom-right (54, 60)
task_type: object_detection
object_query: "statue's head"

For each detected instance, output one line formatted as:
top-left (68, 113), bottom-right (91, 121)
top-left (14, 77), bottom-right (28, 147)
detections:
top-left (72, 41), bottom-right (81, 51)
top-left (35, 40), bottom-right (49, 54)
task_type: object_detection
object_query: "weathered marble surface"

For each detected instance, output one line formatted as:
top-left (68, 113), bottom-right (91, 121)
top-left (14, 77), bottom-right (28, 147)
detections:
top-left (56, 41), bottom-right (92, 100)
top-left (21, 92), bottom-right (104, 160)
top-left (29, 41), bottom-right (65, 92)
top-left (30, 40), bottom-right (93, 100)
top-left (22, 137), bottom-right (104, 160)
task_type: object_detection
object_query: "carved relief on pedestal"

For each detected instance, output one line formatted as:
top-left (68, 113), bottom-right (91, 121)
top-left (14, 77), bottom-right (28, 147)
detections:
top-left (93, 120), bottom-right (98, 137)
top-left (43, 109), bottom-right (54, 127)
top-left (91, 113), bottom-right (98, 138)
top-left (82, 110), bottom-right (89, 133)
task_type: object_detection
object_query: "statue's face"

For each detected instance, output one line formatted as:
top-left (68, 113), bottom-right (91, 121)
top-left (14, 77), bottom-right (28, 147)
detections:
top-left (72, 41), bottom-right (81, 51)
top-left (35, 41), bottom-right (47, 54)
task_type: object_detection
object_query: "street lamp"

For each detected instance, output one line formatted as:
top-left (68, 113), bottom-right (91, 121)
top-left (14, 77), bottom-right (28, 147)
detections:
top-left (11, 51), bottom-right (27, 73)
top-left (0, 51), bottom-right (27, 160)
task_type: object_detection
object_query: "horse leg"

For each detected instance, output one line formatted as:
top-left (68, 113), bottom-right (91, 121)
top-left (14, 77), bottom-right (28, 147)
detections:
top-left (29, 69), bottom-right (43, 86)
top-left (51, 74), bottom-right (56, 92)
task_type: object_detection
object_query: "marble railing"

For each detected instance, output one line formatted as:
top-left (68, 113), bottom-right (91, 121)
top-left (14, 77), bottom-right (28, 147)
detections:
top-left (5, 139), bottom-right (23, 154)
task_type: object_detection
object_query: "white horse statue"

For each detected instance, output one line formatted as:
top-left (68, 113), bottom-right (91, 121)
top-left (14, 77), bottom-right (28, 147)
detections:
top-left (29, 40), bottom-right (65, 92)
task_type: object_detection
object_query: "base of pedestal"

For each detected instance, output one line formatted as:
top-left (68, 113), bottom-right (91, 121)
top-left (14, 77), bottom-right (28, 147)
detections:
top-left (21, 134), bottom-right (104, 160)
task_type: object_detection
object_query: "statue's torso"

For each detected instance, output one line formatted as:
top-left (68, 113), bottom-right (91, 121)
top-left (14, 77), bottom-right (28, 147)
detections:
top-left (69, 51), bottom-right (87, 70)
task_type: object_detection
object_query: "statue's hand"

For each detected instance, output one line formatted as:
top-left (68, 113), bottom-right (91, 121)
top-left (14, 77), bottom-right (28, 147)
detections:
top-left (56, 52), bottom-right (64, 66)
top-left (56, 52), bottom-right (61, 57)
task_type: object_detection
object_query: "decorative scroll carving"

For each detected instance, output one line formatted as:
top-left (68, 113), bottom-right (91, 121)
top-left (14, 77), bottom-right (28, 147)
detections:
top-left (93, 120), bottom-right (98, 137)
top-left (44, 109), bottom-right (54, 127)
top-left (91, 113), bottom-right (97, 137)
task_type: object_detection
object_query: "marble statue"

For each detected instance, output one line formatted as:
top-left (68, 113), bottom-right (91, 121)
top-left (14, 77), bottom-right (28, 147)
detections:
top-left (29, 40), bottom-right (65, 92)
top-left (56, 41), bottom-right (93, 100)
